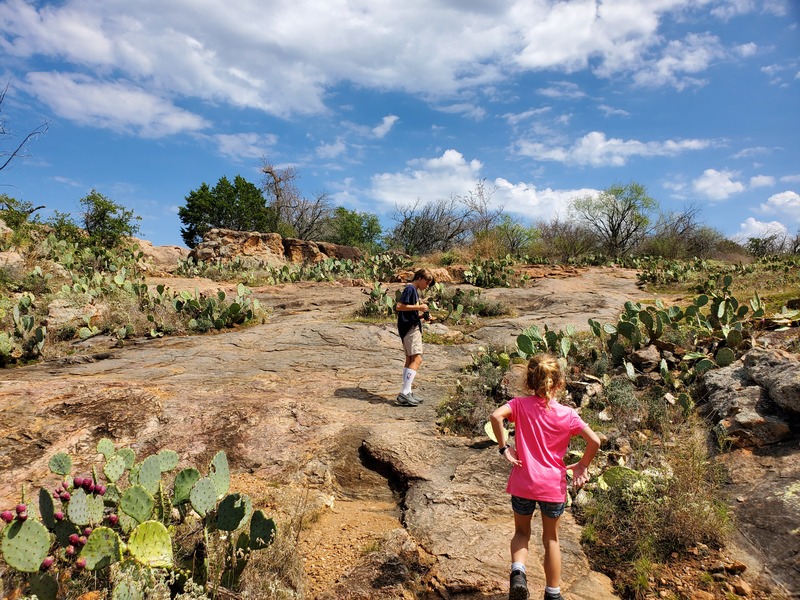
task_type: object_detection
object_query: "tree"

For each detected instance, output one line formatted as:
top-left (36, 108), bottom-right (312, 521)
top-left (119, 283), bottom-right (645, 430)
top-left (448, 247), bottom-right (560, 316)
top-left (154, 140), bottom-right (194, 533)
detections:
top-left (179, 175), bottom-right (271, 247)
top-left (0, 194), bottom-right (45, 229)
top-left (321, 207), bottom-right (383, 252)
top-left (260, 160), bottom-right (332, 240)
top-left (388, 195), bottom-right (479, 256)
top-left (570, 181), bottom-right (658, 258)
top-left (534, 217), bottom-right (599, 262)
top-left (1, 83), bottom-right (48, 174)
top-left (80, 190), bottom-right (140, 248)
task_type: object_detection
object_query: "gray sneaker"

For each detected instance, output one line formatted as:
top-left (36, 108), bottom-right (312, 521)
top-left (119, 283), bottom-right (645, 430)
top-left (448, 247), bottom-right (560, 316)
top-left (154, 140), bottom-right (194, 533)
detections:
top-left (396, 392), bottom-right (420, 406)
top-left (410, 392), bottom-right (424, 404)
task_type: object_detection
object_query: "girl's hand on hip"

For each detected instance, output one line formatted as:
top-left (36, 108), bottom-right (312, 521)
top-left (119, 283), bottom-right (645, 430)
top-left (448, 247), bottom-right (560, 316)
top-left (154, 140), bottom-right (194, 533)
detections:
top-left (505, 447), bottom-right (522, 467)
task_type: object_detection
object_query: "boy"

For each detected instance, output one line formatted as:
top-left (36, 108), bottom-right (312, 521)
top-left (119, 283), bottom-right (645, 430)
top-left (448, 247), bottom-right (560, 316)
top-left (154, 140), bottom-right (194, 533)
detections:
top-left (396, 268), bottom-right (434, 406)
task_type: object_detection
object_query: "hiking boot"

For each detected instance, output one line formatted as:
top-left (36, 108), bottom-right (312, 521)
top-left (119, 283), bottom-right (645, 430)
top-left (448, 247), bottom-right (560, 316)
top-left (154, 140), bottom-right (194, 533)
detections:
top-left (509, 569), bottom-right (528, 600)
top-left (396, 392), bottom-right (420, 406)
top-left (543, 592), bottom-right (564, 600)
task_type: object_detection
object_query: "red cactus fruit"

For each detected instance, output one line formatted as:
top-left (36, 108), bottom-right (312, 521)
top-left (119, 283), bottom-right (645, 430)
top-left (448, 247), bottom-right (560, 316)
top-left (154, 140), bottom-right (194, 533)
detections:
top-left (96, 485), bottom-right (107, 496)
top-left (60, 491), bottom-right (71, 502)
top-left (68, 533), bottom-right (80, 545)
top-left (76, 557), bottom-right (87, 570)
top-left (0, 510), bottom-right (13, 523)
top-left (107, 514), bottom-right (119, 526)
top-left (54, 511), bottom-right (65, 521)
top-left (73, 477), bottom-right (84, 488)
top-left (40, 556), bottom-right (54, 571)
top-left (83, 527), bottom-right (93, 537)
top-left (15, 504), bottom-right (26, 515)
top-left (65, 545), bottom-right (76, 556)
top-left (78, 535), bottom-right (87, 546)
top-left (16, 511), bottom-right (28, 521)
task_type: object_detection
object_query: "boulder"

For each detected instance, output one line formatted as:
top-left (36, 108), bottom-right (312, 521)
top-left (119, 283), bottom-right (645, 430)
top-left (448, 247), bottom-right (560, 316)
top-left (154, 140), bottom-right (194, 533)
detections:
top-left (131, 238), bottom-right (189, 274)
top-left (743, 347), bottom-right (800, 416)
top-left (188, 228), bottom-right (285, 263)
top-left (0, 218), bottom-right (12, 247)
top-left (316, 241), bottom-right (364, 262)
top-left (702, 361), bottom-right (793, 447)
top-left (282, 237), bottom-right (324, 264)
top-left (0, 250), bottom-right (24, 269)
top-left (631, 344), bottom-right (661, 372)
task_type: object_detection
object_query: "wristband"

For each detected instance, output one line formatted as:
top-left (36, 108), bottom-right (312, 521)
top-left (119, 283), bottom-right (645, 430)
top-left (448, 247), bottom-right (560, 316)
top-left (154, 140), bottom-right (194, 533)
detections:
top-left (499, 444), bottom-right (511, 455)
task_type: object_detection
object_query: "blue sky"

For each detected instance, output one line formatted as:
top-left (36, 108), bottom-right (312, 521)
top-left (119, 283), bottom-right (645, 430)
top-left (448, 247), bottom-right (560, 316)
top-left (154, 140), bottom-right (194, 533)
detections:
top-left (1, 0), bottom-right (799, 248)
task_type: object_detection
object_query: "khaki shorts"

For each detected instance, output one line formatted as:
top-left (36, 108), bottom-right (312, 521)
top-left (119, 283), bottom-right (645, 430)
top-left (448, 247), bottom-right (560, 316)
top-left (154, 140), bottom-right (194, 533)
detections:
top-left (402, 327), bottom-right (423, 356)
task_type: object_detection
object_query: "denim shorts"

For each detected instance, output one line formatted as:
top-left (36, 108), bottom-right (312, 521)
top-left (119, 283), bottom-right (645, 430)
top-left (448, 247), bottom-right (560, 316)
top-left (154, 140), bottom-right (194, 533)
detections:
top-left (511, 495), bottom-right (566, 518)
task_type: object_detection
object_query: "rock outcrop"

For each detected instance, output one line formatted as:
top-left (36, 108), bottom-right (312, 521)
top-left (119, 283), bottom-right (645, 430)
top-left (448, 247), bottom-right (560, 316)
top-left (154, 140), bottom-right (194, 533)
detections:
top-left (188, 228), bottom-right (364, 265)
top-left (701, 348), bottom-right (798, 447)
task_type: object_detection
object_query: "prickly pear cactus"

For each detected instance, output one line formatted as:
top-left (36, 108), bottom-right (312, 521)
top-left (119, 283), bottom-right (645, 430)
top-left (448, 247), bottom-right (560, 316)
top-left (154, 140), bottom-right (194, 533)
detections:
top-left (39, 487), bottom-right (56, 529)
top-left (172, 468), bottom-right (200, 505)
top-left (48, 452), bottom-right (72, 476)
top-left (104, 454), bottom-right (127, 483)
top-left (117, 447), bottom-right (136, 469)
top-left (67, 488), bottom-right (92, 526)
top-left (249, 510), bottom-right (276, 550)
top-left (136, 455), bottom-right (162, 495)
top-left (189, 477), bottom-right (217, 517)
top-left (216, 493), bottom-right (253, 532)
top-left (81, 526), bottom-right (123, 570)
top-left (112, 579), bottom-right (144, 600)
top-left (104, 483), bottom-right (122, 505)
top-left (120, 485), bottom-right (155, 524)
top-left (157, 449), bottom-right (179, 472)
top-left (128, 521), bottom-right (173, 568)
top-left (97, 437), bottom-right (116, 459)
top-left (209, 450), bottom-right (230, 499)
top-left (1, 518), bottom-right (51, 572)
top-left (28, 572), bottom-right (58, 600)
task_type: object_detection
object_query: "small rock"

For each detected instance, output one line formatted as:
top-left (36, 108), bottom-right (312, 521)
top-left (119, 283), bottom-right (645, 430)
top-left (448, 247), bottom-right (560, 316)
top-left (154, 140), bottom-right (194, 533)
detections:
top-left (726, 561), bottom-right (747, 573)
top-left (732, 579), bottom-right (752, 596)
top-left (691, 591), bottom-right (715, 600)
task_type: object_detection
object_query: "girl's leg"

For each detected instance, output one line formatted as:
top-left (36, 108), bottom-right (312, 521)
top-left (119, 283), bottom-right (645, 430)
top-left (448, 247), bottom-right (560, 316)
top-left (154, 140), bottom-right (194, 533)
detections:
top-left (540, 514), bottom-right (561, 588)
top-left (511, 511), bottom-right (533, 564)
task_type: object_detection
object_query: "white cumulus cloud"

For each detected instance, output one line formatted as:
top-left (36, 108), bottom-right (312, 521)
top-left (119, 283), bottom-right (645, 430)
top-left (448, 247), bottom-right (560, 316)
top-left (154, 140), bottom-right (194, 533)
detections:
top-left (692, 168), bottom-right (745, 200)
top-left (757, 190), bottom-right (800, 222)
top-left (517, 131), bottom-right (710, 167)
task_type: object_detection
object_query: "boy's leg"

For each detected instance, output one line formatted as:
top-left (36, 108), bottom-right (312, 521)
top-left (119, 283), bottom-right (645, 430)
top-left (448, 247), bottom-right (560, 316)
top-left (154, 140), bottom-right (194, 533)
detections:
top-left (541, 513), bottom-right (562, 589)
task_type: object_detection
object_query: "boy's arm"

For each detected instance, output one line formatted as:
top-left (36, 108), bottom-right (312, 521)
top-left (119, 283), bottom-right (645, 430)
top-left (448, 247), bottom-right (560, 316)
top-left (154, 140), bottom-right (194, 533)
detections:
top-left (490, 404), bottom-right (521, 466)
top-left (566, 425), bottom-right (601, 488)
top-left (396, 301), bottom-right (429, 312)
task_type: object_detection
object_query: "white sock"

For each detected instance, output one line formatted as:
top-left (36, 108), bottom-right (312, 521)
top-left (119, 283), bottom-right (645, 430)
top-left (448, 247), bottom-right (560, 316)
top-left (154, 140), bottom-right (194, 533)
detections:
top-left (511, 562), bottom-right (526, 573)
top-left (545, 586), bottom-right (561, 596)
top-left (401, 368), bottom-right (416, 395)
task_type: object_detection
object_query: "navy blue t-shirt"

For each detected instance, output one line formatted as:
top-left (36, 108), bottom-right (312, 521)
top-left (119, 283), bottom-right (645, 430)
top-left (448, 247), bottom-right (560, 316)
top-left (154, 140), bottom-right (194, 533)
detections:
top-left (397, 283), bottom-right (421, 340)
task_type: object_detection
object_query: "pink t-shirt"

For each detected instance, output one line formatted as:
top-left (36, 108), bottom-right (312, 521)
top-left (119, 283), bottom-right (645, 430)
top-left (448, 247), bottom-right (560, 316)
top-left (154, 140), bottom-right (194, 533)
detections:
top-left (506, 395), bottom-right (587, 503)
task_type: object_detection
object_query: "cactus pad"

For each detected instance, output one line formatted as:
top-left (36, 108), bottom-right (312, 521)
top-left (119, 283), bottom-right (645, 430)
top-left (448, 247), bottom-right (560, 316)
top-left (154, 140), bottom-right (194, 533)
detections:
top-left (189, 477), bottom-right (217, 517)
top-left (28, 572), bottom-right (58, 600)
top-left (88, 492), bottom-right (105, 524)
top-left (97, 438), bottom-right (116, 459)
top-left (67, 488), bottom-right (92, 526)
top-left (128, 521), bottom-right (173, 568)
top-left (716, 347), bottom-right (735, 367)
top-left (117, 448), bottom-right (136, 469)
top-left (112, 579), bottom-right (144, 600)
top-left (39, 487), bottom-right (56, 529)
top-left (248, 510), bottom-right (276, 550)
top-left (48, 452), bottom-right (72, 476)
top-left (216, 493), bottom-right (253, 532)
top-left (81, 526), bottom-right (122, 570)
top-left (104, 454), bottom-right (127, 483)
top-left (52, 520), bottom-right (79, 547)
top-left (209, 450), bottom-right (230, 499)
top-left (172, 468), bottom-right (201, 505)
top-left (137, 455), bottom-right (162, 495)
top-left (120, 485), bottom-right (155, 524)
top-left (158, 449), bottom-right (179, 472)
top-left (1, 518), bottom-right (51, 572)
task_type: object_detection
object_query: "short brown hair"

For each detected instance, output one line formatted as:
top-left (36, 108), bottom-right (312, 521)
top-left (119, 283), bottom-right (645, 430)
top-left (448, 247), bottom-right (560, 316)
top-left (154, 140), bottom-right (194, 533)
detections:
top-left (412, 268), bottom-right (435, 284)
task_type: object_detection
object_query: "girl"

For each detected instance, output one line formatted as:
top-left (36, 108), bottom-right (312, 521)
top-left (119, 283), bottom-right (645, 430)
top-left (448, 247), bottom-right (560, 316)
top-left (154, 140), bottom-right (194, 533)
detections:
top-left (490, 354), bottom-right (600, 600)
